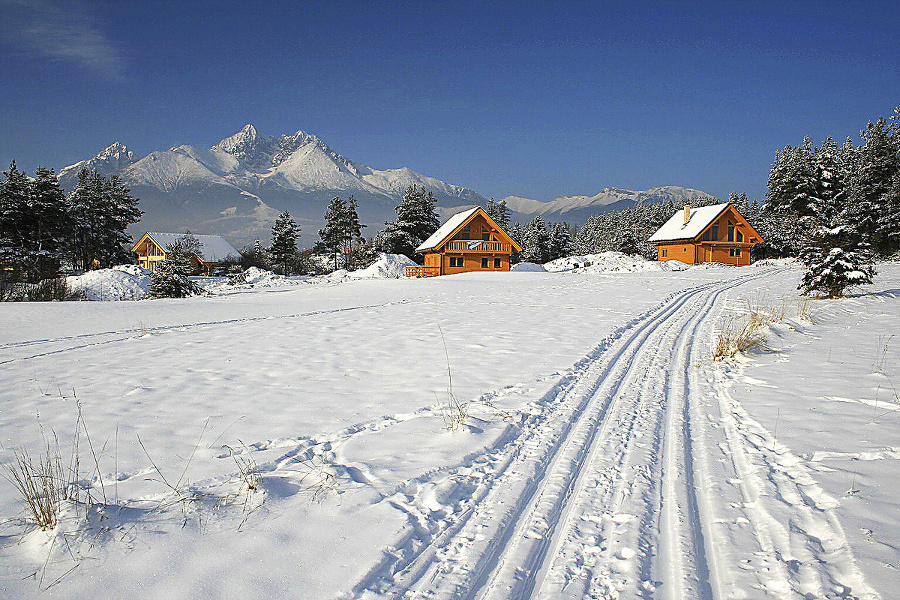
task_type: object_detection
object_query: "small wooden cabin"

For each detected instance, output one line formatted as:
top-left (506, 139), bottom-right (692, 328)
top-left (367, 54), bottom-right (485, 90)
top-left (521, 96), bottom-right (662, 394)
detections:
top-left (407, 207), bottom-right (522, 277)
top-left (648, 204), bottom-right (762, 266)
top-left (131, 232), bottom-right (240, 275)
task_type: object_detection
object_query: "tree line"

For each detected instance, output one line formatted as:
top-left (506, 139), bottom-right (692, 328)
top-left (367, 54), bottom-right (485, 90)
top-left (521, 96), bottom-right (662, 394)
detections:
top-left (763, 107), bottom-right (899, 296)
top-left (0, 163), bottom-right (141, 282)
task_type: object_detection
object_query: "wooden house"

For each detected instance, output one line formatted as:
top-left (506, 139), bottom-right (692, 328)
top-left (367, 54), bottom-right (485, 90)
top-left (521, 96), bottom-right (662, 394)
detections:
top-left (648, 204), bottom-right (762, 266)
top-left (131, 232), bottom-right (240, 275)
top-left (407, 207), bottom-right (522, 277)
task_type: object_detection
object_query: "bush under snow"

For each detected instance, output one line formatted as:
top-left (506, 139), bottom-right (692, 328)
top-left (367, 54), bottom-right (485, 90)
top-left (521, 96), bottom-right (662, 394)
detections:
top-left (66, 265), bottom-right (152, 301)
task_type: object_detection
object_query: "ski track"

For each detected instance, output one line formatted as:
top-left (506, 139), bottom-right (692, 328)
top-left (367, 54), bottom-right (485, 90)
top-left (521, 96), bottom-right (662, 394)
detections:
top-left (339, 267), bottom-right (879, 600)
top-left (0, 300), bottom-right (410, 366)
top-left (4, 268), bottom-right (880, 599)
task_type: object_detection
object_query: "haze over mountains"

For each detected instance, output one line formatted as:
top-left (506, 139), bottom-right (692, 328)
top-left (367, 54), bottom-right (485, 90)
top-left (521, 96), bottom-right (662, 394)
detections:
top-left (58, 125), bottom-right (713, 247)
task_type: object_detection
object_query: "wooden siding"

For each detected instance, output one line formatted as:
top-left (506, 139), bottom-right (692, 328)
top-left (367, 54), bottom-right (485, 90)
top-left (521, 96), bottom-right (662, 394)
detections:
top-left (411, 208), bottom-right (519, 276)
top-left (654, 205), bottom-right (761, 266)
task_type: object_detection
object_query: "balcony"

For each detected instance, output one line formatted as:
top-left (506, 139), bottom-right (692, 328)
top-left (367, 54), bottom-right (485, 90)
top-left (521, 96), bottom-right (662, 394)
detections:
top-left (445, 241), bottom-right (510, 252)
top-left (405, 266), bottom-right (440, 277)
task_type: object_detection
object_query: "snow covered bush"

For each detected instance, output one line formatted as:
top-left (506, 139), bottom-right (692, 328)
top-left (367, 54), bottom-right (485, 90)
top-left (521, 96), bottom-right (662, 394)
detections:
top-left (799, 225), bottom-right (875, 298)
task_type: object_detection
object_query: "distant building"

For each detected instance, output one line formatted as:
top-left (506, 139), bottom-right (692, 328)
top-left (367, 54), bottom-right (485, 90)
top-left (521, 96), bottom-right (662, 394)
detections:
top-left (648, 204), bottom-right (762, 266)
top-left (406, 207), bottom-right (522, 277)
top-left (131, 232), bottom-right (240, 275)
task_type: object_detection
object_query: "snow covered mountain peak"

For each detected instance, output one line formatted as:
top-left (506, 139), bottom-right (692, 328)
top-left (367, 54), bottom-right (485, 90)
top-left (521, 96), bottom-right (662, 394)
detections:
top-left (97, 142), bottom-right (134, 161)
top-left (59, 141), bottom-right (138, 179)
top-left (212, 124), bottom-right (336, 171)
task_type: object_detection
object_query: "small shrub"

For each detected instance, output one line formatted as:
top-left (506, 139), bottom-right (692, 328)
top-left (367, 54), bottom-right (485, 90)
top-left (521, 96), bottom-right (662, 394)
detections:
top-left (26, 277), bottom-right (70, 301)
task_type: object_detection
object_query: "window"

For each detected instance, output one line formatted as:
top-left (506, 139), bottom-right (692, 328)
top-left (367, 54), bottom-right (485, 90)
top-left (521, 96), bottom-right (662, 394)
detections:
top-left (662, 248), bottom-right (668, 257)
top-left (710, 225), bottom-right (719, 240)
top-left (729, 248), bottom-right (741, 257)
top-left (736, 229), bottom-right (744, 242)
top-left (494, 258), bottom-right (501, 268)
top-left (449, 257), bottom-right (463, 267)
top-left (728, 226), bottom-right (735, 242)
top-left (481, 257), bottom-right (489, 268)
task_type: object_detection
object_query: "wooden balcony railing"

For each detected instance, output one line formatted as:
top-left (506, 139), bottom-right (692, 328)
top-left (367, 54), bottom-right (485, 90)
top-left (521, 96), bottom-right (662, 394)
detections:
top-left (405, 266), bottom-right (441, 277)
top-left (445, 241), bottom-right (510, 252)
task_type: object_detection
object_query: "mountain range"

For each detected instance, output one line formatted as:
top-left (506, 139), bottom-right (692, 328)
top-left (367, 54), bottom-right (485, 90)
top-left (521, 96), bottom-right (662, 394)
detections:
top-left (58, 125), bottom-right (714, 247)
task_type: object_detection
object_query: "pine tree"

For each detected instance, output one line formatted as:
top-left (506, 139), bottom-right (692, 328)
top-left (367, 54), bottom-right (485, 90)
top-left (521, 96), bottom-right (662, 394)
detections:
top-left (376, 186), bottom-right (441, 261)
top-left (270, 211), bottom-right (300, 274)
top-left (150, 234), bottom-right (203, 298)
top-left (342, 196), bottom-right (365, 268)
top-left (799, 223), bottom-right (875, 298)
top-left (485, 198), bottom-right (511, 229)
top-left (548, 222), bottom-right (573, 261)
top-left (521, 216), bottom-right (550, 263)
top-left (66, 168), bottom-right (141, 270)
top-left (319, 197), bottom-right (348, 270)
top-left (0, 162), bottom-right (34, 280)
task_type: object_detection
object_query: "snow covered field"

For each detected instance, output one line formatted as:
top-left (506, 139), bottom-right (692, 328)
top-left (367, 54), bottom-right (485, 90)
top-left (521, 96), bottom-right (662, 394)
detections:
top-left (0, 257), bottom-right (897, 599)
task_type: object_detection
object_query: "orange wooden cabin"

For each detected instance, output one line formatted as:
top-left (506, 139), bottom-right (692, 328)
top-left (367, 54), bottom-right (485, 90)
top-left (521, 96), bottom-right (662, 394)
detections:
top-left (407, 207), bottom-right (522, 277)
top-left (648, 204), bottom-right (762, 266)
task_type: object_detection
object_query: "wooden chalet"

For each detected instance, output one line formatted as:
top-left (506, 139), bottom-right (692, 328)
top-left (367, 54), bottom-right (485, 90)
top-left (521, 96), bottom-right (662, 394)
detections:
top-left (131, 232), bottom-right (240, 275)
top-left (648, 204), bottom-right (762, 266)
top-left (407, 207), bottom-right (522, 277)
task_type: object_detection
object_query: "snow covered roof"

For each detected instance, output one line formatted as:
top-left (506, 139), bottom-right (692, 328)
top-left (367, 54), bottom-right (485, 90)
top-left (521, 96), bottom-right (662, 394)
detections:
top-left (143, 232), bottom-right (240, 262)
top-left (416, 207), bottom-right (480, 252)
top-left (648, 204), bottom-right (731, 243)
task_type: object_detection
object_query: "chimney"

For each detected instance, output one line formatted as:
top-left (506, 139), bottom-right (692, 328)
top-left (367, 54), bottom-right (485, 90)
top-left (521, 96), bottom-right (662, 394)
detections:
top-left (683, 205), bottom-right (691, 225)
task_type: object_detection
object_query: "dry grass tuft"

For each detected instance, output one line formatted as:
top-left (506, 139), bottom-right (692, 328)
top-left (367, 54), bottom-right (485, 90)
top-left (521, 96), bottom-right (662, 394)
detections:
top-left (714, 295), bottom-right (809, 360)
top-left (2, 437), bottom-right (68, 530)
top-left (714, 318), bottom-right (767, 360)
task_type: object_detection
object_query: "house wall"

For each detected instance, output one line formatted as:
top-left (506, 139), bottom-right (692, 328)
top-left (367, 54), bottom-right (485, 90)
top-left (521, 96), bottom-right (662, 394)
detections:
top-left (447, 214), bottom-right (501, 242)
top-left (422, 252), bottom-right (511, 274)
top-left (657, 243), bottom-right (697, 264)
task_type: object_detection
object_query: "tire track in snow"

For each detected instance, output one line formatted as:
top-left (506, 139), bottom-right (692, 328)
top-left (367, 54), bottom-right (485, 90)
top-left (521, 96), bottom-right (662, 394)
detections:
top-left (351, 271), bottom-right (770, 599)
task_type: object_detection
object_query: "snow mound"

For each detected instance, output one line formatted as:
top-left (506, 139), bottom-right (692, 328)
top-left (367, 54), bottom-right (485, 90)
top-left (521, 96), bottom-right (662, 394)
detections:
top-left (753, 257), bottom-right (797, 267)
top-left (67, 266), bottom-right (151, 301)
top-left (511, 262), bottom-right (548, 272)
top-left (352, 254), bottom-right (416, 278)
top-left (544, 252), bottom-right (694, 273)
top-left (239, 267), bottom-right (288, 285)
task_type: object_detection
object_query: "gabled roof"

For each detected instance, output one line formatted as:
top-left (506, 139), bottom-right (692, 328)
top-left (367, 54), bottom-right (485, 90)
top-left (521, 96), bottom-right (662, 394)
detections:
top-left (648, 203), bottom-right (731, 243)
top-left (135, 232), bottom-right (241, 262)
top-left (415, 207), bottom-right (521, 253)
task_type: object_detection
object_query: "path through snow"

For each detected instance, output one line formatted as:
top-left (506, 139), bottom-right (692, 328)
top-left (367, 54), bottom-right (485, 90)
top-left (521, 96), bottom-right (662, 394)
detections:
top-left (348, 268), bottom-right (879, 600)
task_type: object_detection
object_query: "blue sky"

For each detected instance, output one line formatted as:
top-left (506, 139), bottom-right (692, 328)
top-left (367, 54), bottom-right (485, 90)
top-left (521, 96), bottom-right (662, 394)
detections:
top-left (1, 0), bottom-right (897, 202)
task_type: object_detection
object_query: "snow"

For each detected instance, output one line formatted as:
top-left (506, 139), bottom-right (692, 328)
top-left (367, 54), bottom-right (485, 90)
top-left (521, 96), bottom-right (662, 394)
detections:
top-left (648, 202), bottom-right (730, 242)
top-left (66, 265), bottom-right (152, 301)
top-left (511, 261), bottom-right (547, 272)
top-left (501, 186), bottom-right (712, 216)
top-left (1, 262), bottom-right (897, 599)
top-left (351, 253), bottom-right (416, 278)
top-left (416, 207), bottom-right (479, 252)
top-left (543, 251), bottom-right (694, 272)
